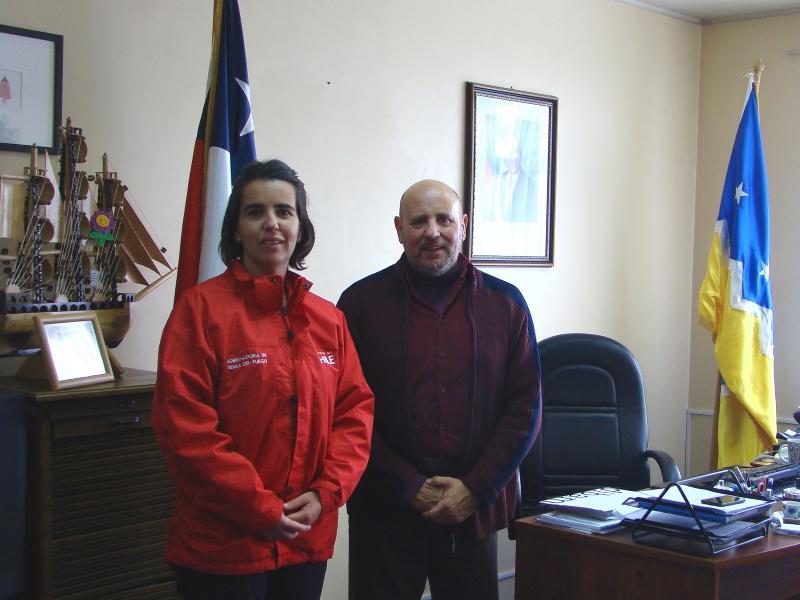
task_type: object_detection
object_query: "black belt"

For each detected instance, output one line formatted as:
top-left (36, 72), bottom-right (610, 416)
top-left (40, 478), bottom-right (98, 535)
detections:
top-left (415, 456), bottom-right (463, 477)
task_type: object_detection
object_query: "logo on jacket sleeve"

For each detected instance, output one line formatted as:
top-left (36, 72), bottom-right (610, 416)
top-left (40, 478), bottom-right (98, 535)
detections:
top-left (318, 351), bottom-right (336, 366)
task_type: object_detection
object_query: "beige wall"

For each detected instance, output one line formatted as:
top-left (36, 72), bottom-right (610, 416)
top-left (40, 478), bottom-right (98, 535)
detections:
top-left (0, 1), bottom-right (701, 598)
top-left (689, 14), bottom-right (800, 473)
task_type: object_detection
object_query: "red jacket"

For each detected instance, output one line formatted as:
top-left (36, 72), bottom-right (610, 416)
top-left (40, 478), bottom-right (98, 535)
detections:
top-left (152, 261), bottom-right (374, 574)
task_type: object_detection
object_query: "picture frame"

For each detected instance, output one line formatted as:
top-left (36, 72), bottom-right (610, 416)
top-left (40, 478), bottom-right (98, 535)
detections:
top-left (464, 82), bottom-right (557, 266)
top-left (34, 312), bottom-right (115, 390)
top-left (0, 24), bottom-right (63, 153)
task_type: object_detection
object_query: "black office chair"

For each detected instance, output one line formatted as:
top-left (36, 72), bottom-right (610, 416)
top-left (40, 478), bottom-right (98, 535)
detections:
top-left (514, 333), bottom-right (681, 530)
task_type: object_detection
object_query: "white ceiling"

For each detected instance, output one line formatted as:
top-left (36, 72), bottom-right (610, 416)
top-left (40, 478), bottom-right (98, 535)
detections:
top-left (618, 0), bottom-right (800, 23)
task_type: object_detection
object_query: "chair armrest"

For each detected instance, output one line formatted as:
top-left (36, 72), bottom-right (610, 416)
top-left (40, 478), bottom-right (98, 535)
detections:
top-left (645, 449), bottom-right (681, 483)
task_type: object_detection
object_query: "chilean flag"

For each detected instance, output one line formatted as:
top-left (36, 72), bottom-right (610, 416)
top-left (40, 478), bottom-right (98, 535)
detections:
top-left (174, 0), bottom-right (256, 300)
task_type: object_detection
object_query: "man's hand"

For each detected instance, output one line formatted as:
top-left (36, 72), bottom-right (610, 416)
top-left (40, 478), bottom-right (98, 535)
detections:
top-left (421, 476), bottom-right (479, 525)
top-left (411, 480), bottom-right (444, 512)
top-left (284, 490), bottom-right (322, 527)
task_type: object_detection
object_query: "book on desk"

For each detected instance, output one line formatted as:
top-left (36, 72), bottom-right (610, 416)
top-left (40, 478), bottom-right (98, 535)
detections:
top-left (539, 487), bottom-right (642, 520)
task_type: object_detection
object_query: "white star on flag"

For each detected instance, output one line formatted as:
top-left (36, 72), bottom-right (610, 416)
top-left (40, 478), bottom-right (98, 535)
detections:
top-left (734, 182), bottom-right (749, 205)
top-left (759, 261), bottom-right (769, 282)
top-left (235, 77), bottom-right (254, 136)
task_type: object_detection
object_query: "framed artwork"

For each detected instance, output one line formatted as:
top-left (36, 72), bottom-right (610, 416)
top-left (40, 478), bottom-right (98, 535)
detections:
top-left (464, 82), bottom-right (557, 266)
top-left (34, 312), bottom-right (115, 390)
top-left (0, 24), bottom-right (63, 153)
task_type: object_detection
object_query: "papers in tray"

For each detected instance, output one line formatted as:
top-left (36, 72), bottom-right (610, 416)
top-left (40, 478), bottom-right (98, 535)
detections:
top-left (624, 508), bottom-right (770, 542)
top-left (537, 511), bottom-right (627, 534)
top-left (773, 522), bottom-right (800, 536)
top-left (627, 485), bottom-right (774, 523)
top-left (539, 487), bottom-right (642, 520)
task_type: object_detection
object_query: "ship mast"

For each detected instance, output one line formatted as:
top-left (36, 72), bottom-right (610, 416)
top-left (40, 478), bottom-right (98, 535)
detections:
top-left (55, 118), bottom-right (88, 302)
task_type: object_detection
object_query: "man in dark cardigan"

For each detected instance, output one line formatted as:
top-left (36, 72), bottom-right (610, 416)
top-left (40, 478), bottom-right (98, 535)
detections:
top-left (337, 180), bottom-right (542, 600)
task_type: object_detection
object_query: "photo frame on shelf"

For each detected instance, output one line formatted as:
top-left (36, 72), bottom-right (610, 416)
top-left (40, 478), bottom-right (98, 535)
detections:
top-left (464, 82), bottom-right (557, 266)
top-left (34, 312), bottom-right (114, 390)
top-left (0, 24), bottom-right (63, 153)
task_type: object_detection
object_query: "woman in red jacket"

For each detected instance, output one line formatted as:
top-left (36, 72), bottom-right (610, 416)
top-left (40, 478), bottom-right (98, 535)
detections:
top-left (152, 159), bottom-right (374, 600)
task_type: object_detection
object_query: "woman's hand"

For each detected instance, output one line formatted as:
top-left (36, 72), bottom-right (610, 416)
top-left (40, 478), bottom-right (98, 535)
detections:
top-left (264, 513), bottom-right (311, 540)
top-left (283, 490), bottom-right (322, 527)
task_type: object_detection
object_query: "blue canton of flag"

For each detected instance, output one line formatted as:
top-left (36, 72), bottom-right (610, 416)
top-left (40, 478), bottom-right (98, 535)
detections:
top-left (718, 86), bottom-right (772, 314)
top-left (699, 74), bottom-right (776, 468)
top-left (176, 0), bottom-right (257, 300)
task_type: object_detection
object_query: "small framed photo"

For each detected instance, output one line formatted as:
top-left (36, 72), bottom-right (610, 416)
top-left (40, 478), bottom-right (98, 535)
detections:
top-left (0, 24), bottom-right (63, 153)
top-left (34, 312), bottom-right (115, 390)
top-left (464, 82), bottom-right (557, 266)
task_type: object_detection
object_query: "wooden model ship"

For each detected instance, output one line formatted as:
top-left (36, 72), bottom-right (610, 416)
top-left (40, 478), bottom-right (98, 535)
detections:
top-left (0, 119), bottom-right (175, 355)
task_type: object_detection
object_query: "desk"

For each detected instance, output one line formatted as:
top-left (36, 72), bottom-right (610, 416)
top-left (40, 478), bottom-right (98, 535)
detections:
top-left (515, 516), bottom-right (800, 600)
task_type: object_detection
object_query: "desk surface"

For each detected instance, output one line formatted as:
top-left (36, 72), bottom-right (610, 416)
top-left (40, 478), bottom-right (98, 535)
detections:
top-left (515, 516), bottom-right (800, 600)
top-left (0, 368), bottom-right (155, 401)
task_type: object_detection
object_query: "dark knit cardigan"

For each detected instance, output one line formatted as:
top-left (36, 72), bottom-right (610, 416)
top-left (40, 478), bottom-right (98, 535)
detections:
top-left (337, 256), bottom-right (542, 537)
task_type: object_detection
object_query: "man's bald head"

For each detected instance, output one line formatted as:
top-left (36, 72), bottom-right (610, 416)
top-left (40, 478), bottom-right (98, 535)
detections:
top-left (398, 180), bottom-right (463, 220)
top-left (394, 179), bottom-right (467, 276)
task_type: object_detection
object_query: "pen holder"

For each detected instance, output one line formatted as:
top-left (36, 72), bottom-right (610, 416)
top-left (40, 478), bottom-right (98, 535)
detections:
top-left (788, 438), bottom-right (800, 464)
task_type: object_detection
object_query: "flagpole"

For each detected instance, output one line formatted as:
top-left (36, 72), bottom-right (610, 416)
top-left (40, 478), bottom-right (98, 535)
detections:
top-left (709, 374), bottom-right (721, 470)
top-left (203, 0), bottom-right (223, 196)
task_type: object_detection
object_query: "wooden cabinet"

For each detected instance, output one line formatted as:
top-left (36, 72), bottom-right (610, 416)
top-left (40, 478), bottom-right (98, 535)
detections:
top-left (0, 369), bottom-right (177, 599)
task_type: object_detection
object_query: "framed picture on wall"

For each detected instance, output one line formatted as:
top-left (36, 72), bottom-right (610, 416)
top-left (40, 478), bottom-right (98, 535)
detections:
top-left (464, 82), bottom-right (557, 266)
top-left (0, 24), bottom-right (63, 153)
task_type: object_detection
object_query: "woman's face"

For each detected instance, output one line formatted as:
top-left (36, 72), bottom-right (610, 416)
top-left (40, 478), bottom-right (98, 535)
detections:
top-left (235, 178), bottom-right (300, 278)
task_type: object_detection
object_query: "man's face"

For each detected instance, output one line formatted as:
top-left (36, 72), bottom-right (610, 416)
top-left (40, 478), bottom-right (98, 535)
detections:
top-left (394, 182), bottom-right (467, 276)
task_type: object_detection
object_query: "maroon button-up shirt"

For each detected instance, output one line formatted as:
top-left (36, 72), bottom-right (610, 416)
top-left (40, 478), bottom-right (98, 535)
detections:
top-left (404, 261), bottom-right (473, 461)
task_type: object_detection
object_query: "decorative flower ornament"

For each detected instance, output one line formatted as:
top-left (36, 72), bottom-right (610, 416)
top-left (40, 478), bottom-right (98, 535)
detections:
top-left (89, 210), bottom-right (116, 247)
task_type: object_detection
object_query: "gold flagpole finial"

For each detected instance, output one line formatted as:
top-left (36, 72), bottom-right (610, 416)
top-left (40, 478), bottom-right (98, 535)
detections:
top-left (753, 58), bottom-right (765, 96)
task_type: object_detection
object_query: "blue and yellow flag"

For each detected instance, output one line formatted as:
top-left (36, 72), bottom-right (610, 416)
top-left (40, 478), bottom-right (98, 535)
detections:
top-left (699, 74), bottom-right (776, 468)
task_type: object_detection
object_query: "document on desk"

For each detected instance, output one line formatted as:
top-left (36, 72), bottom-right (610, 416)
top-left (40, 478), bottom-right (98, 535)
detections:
top-left (629, 485), bottom-right (773, 523)
top-left (540, 487), bottom-right (642, 520)
top-left (537, 511), bottom-right (627, 534)
top-left (624, 508), bottom-right (768, 542)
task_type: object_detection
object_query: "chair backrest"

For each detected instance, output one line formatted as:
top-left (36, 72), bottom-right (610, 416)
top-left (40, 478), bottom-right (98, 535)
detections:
top-left (520, 333), bottom-right (651, 512)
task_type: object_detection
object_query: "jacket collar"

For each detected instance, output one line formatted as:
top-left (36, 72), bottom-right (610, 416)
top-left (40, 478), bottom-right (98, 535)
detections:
top-left (228, 260), bottom-right (312, 314)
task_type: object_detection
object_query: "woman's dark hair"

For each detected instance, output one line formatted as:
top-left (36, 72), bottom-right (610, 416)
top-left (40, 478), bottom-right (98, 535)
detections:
top-left (219, 159), bottom-right (316, 270)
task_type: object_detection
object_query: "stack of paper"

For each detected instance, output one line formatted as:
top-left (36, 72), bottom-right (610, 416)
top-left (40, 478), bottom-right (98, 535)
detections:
top-left (537, 511), bottom-right (627, 534)
top-left (536, 488), bottom-right (641, 534)
top-left (629, 485), bottom-right (773, 523)
top-left (540, 487), bottom-right (642, 519)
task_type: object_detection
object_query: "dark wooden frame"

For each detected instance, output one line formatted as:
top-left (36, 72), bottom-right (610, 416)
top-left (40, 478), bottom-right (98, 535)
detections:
top-left (34, 312), bottom-right (114, 390)
top-left (464, 82), bottom-right (557, 266)
top-left (0, 24), bottom-right (63, 153)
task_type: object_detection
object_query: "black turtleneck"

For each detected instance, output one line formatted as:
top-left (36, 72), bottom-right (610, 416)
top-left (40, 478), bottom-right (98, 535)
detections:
top-left (405, 257), bottom-right (466, 316)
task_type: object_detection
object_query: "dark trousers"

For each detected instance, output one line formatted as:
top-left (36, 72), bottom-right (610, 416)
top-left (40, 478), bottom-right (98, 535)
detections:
top-left (172, 561), bottom-right (327, 600)
top-left (348, 511), bottom-right (498, 600)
